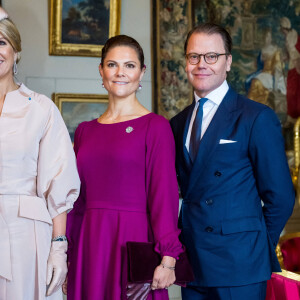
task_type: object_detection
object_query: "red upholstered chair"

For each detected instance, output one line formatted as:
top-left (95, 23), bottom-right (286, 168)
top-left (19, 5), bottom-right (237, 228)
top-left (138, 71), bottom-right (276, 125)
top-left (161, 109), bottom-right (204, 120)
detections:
top-left (276, 233), bottom-right (300, 273)
top-left (267, 233), bottom-right (300, 299)
top-left (266, 270), bottom-right (300, 300)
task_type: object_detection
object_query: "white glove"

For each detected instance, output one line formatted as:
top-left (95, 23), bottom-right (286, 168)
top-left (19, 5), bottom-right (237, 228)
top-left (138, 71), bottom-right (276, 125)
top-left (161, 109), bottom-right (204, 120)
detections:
top-left (46, 241), bottom-right (68, 296)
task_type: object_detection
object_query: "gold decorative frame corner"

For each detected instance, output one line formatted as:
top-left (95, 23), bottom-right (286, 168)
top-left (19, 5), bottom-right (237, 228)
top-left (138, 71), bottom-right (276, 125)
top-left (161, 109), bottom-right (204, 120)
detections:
top-left (52, 93), bottom-right (109, 142)
top-left (49, 0), bottom-right (121, 57)
top-left (53, 93), bottom-right (109, 110)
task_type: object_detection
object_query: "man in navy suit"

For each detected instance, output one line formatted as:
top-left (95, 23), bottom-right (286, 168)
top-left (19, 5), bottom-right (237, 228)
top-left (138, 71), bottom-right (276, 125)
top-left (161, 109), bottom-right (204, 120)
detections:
top-left (170, 23), bottom-right (295, 300)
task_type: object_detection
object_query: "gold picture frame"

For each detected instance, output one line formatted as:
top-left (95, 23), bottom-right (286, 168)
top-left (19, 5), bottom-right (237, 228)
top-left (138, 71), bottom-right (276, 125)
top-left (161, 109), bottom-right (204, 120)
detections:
top-left (53, 93), bottom-right (109, 141)
top-left (49, 0), bottom-right (121, 57)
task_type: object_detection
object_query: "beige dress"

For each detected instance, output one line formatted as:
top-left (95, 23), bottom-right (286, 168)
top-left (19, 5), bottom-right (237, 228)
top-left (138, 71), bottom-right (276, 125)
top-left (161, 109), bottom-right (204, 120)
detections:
top-left (0, 84), bottom-right (80, 300)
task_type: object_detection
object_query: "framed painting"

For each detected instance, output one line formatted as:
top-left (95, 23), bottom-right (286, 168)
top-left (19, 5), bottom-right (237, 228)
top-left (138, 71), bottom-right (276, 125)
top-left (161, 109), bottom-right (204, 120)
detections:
top-left (49, 0), bottom-right (121, 57)
top-left (53, 93), bottom-right (108, 142)
top-left (192, 0), bottom-right (300, 157)
top-left (152, 0), bottom-right (193, 120)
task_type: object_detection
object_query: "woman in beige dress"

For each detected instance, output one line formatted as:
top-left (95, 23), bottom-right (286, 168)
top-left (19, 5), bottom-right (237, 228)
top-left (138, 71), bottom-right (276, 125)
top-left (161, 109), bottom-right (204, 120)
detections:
top-left (0, 7), bottom-right (80, 300)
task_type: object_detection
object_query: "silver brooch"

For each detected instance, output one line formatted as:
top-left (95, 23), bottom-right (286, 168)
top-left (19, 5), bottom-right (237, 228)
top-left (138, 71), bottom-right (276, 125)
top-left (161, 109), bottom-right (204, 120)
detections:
top-left (126, 126), bottom-right (133, 133)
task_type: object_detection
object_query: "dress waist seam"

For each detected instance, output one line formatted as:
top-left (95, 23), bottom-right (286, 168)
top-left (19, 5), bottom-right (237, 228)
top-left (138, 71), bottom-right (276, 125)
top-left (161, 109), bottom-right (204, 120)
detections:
top-left (86, 200), bottom-right (147, 213)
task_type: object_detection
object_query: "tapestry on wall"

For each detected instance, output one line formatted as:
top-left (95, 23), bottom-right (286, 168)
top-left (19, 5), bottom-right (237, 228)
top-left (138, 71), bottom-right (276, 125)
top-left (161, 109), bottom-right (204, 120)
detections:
top-left (193, 0), bottom-right (300, 152)
top-left (152, 0), bottom-right (192, 120)
top-left (153, 0), bottom-right (300, 153)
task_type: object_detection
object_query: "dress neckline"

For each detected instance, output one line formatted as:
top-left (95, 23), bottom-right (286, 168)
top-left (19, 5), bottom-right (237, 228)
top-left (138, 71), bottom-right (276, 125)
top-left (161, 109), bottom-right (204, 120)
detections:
top-left (95, 112), bottom-right (154, 125)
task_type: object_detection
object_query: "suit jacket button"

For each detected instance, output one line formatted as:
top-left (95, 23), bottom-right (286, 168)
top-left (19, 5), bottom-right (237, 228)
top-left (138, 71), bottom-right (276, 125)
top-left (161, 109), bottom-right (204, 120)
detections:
top-left (205, 226), bottom-right (213, 232)
top-left (214, 171), bottom-right (222, 177)
top-left (205, 199), bottom-right (213, 205)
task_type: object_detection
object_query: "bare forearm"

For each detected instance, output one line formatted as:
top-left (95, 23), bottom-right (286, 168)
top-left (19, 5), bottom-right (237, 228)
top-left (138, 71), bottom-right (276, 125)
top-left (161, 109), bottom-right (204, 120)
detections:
top-left (161, 256), bottom-right (176, 267)
top-left (151, 255), bottom-right (176, 290)
top-left (52, 212), bottom-right (67, 238)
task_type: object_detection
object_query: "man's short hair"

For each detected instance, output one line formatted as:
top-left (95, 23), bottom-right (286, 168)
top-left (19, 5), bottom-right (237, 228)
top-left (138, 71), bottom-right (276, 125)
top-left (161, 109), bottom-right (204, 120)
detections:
top-left (184, 23), bottom-right (232, 55)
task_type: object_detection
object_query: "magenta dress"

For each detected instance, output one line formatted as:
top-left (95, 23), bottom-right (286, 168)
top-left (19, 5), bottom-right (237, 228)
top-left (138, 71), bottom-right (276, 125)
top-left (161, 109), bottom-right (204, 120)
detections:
top-left (67, 113), bottom-right (183, 300)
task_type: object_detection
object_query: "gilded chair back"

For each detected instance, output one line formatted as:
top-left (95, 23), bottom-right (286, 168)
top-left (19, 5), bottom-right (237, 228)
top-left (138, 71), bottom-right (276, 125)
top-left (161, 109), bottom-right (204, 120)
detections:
top-left (276, 232), bottom-right (300, 273)
top-left (292, 118), bottom-right (300, 188)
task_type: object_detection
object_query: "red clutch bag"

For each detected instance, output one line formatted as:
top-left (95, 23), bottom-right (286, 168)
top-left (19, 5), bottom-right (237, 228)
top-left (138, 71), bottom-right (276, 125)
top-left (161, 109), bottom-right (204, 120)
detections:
top-left (126, 241), bottom-right (194, 286)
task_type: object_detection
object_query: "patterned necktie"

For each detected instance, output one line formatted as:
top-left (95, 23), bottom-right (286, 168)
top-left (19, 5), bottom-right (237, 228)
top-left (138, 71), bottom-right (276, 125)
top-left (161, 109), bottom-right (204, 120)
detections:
top-left (189, 98), bottom-right (208, 162)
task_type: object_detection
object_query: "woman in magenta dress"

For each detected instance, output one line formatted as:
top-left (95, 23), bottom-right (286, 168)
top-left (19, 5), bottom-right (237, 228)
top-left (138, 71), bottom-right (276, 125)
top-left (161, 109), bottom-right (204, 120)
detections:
top-left (66, 35), bottom-right (183, 300)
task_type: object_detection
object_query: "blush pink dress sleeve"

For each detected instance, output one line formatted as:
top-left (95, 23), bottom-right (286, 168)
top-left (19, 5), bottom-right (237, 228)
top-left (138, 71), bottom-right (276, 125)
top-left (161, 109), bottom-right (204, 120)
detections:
top-left (67, 113), bottom-right (183, 300)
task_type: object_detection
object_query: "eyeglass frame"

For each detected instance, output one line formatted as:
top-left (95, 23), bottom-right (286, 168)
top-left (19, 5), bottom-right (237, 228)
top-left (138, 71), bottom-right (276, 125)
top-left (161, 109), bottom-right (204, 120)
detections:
top-left (185, 52), bottom-right (230, 65)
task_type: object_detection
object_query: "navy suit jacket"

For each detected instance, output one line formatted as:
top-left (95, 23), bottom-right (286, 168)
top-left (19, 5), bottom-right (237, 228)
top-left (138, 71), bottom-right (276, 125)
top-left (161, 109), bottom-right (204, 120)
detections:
top-left (170, 87), bottom-right (295, 287)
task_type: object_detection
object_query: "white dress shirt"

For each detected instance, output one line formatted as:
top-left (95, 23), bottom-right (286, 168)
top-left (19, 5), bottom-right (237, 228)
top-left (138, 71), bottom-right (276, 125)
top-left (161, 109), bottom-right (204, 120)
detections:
top-left (185, 80), bottom-right (229, 152)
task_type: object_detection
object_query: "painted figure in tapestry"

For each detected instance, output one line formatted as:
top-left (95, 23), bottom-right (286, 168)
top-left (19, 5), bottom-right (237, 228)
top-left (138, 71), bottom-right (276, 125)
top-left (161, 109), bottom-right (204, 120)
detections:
top-left (280, 17), bottom-right (300, 120)
top-left (246, 29), bottom-right (286, 111)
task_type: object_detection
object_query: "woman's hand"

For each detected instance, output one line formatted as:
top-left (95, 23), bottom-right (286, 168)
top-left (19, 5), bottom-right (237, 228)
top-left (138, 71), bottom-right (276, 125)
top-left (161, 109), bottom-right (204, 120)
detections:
top-left (46, 212), bottom-right (68, 296)
top-left (62, 275), bottom-right (68, 295)
top-left (46, 241), bottom-right (68, 296)
top-left (151, 256), bottom-right (176, 290)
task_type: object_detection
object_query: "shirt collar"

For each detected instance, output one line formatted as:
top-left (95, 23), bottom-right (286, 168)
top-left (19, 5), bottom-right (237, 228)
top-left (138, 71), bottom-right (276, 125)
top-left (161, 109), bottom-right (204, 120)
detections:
top-left (194, 80), bottom-right (229, 106)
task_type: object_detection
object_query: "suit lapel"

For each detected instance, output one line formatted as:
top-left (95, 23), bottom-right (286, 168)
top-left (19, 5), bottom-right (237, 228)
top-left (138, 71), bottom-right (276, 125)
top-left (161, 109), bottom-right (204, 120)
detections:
top-left (187, 88), bottom-right (241, 195)
top-left (182, 103), bottom-right (194, 169)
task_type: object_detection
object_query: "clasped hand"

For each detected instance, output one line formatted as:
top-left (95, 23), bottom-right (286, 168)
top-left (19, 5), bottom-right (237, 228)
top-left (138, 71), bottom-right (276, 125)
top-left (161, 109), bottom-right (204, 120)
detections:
top-left (151, 256), bottom-right (176, 290)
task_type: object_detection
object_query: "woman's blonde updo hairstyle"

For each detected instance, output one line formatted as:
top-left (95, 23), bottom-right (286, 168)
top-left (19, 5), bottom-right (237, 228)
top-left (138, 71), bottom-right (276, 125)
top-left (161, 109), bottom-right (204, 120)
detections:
top-left (0, 18), bottom-right (21, 63)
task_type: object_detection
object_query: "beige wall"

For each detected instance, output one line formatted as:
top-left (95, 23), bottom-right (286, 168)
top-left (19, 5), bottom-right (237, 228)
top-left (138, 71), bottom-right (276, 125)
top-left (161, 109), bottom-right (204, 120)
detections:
top-left (4, 0), bottom-right (152, 110)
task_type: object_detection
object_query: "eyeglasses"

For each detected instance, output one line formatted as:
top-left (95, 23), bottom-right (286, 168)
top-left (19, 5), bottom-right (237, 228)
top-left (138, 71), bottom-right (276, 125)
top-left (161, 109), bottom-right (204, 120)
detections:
top-left (186, 52), bottom-right (229, 65)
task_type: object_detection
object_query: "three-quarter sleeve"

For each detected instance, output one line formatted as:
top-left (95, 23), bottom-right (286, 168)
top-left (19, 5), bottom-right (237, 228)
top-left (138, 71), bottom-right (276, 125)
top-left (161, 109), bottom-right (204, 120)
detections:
top-left (145, 115), bottom-right (183, 259)
top-left (36, 99), bottom-right (80, 219)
